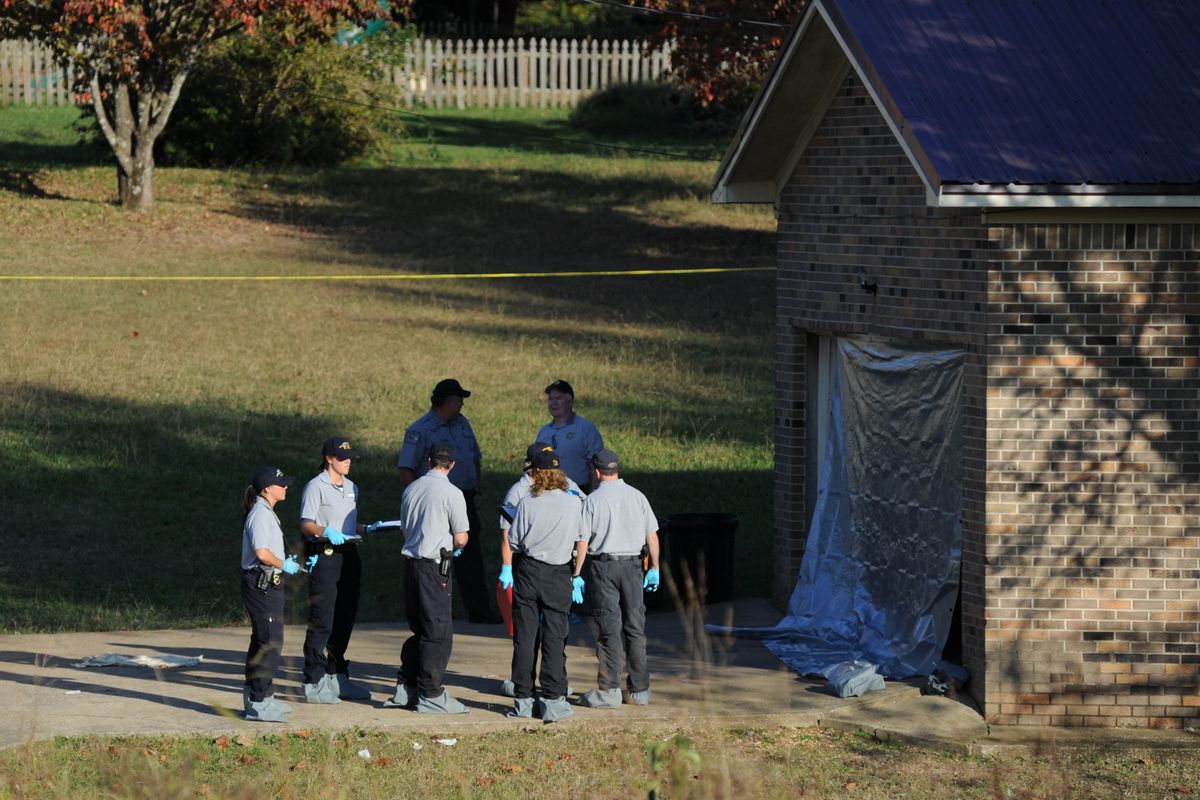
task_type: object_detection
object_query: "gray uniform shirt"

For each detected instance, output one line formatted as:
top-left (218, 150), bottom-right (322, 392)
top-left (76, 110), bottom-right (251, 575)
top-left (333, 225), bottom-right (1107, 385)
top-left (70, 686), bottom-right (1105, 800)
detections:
top-left (536, 413), bottom-right (603, 488)
top-left (397, 410), bottom-right (481, 491)
top-left (300, 472), bottom-right (359, 540)
top-left (508, 489), bottom-right (585, 566)
top-left (582, 478), bottom-right (658, 556)
top-left (242, 497), bottom-right (286, 572)
top-left (500, 473), bottom-right (581, 529)
top-left (400, 471), bottom-right (470, 561)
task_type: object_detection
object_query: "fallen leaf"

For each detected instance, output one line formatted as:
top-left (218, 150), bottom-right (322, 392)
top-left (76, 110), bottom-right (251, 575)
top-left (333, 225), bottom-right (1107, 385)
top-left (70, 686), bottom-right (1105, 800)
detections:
top-left (375, 757), bottom-right (390, 768)
top-left (159, 754), bottom-right (167, 763)
top-left (291, 760), bottom-right (307, 772)
top-left (845, 782), bottom-right (858, 791)
top-left (131, 330), bottom-right (140, 337)
top-left (293, 729), bottom-right (311, 740)
top-left (545, 760), bottom-right (554, 770)
top-left (237, 754), bottom-right (257, 765)
top-left (140, 289), bottom-right (149, 297)
top-left (477, 776), bottom-right (497, 787)
top-left (1137, 757), bottom-right (1154, 766)
top-left (559, 753), bottom-right (574, 761)
top-left (213, 736), bottom-right (228, 750)
top-left (197, 754), bottom-right (208, 762)
top-left (507, 764), bottom-right (524, 774)
top-left (235, 736), bottom-right (251, 748)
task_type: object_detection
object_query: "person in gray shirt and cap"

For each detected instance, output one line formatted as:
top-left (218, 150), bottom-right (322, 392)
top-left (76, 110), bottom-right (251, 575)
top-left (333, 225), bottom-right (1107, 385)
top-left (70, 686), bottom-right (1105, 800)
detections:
top-left (398, 378), bottom-right (500, 624)
top-left (384, 443), bottom-right (471, 714)
top-left (505, 447), bottom-right (588, 723)
top-left (240, 466), bottom-right (302, 723)
top-left (578, 449), bottom-right (661, 708)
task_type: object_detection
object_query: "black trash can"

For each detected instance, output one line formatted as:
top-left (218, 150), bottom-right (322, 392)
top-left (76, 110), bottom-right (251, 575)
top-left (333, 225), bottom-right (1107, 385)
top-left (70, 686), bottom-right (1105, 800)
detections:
top-left (655, 512), bottom-right (738, 608)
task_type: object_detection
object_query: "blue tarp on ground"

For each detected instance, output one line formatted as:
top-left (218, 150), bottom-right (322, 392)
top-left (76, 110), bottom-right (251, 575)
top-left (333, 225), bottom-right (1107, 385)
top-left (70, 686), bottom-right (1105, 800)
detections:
top-left (715, 338), bottom-right (964, 679)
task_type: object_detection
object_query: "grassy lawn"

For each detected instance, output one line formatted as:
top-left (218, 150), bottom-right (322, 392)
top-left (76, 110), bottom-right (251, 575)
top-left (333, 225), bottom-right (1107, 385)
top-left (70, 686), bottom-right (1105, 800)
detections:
top-left (2, 725), bottom-right (1197, 799)
top-left (0, 103), bottom-right (775, 632)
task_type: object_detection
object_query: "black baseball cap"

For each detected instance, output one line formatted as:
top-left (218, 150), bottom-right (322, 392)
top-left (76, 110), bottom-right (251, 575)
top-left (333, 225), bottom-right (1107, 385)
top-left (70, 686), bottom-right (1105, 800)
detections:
top-left (529, 448), bottom-right (560, 470)
top-left (429, 443), bottom-right (457, 462)
top-left (431, 378), bottom-right (471, 402)
top-left (252, 466), bottom-right (294, 493)
top-left (592, 449), bottom-right (620, 471)
top-left (544, 379), bottom-right (574, 397)
top-left (525, 441), bottom-right (555, 465)
top-left (322, 436), bottom-right (358, 460)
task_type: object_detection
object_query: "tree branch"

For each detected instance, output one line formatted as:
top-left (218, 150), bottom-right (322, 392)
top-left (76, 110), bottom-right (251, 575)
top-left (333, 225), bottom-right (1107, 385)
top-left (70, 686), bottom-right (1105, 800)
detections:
top-left (89, 72), bottom-right (132, 175)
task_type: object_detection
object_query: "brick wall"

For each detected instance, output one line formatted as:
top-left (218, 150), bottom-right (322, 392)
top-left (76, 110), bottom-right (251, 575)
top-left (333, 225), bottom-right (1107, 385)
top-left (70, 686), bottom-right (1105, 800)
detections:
top-left (774, 72), bottom-right (992, 701)
top-left (986, 223), bottom-right (1200, 728)
top-left (773, 71), bottom-right (1200, 728)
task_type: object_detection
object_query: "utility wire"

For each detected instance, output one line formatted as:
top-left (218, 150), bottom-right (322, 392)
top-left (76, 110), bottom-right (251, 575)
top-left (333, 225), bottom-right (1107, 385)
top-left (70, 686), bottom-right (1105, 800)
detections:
top-left (313, 93), bottom-right (722, 161)
top-left (576, 0), bottom-right (788, 30)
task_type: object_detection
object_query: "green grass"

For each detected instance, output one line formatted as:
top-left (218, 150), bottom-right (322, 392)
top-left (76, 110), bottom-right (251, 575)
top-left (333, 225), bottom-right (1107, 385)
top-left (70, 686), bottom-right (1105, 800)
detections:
top-left (2, 726), bottom-right (1197, 799)
top-left (0, 104), bottom-right (776, 632)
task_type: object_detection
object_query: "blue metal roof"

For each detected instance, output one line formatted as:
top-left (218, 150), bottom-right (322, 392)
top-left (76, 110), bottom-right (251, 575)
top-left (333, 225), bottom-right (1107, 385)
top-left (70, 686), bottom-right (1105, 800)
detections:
top-left (826, 0), bottom-right (1200, 187)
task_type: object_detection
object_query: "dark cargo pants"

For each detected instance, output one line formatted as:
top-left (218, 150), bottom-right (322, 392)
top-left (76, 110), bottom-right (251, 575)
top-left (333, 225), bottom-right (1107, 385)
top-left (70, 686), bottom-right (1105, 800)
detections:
top-left (510, 555), bottom-right (572, 699)
top-left (586, 557), bottom-right (649, 693)
top-left (400, 556), bottom-right (455, 698)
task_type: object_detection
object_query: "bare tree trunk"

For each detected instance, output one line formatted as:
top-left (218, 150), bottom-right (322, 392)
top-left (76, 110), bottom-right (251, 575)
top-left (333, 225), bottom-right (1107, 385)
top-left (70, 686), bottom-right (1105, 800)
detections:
top-left (89, 70), bottom-right (190, 212)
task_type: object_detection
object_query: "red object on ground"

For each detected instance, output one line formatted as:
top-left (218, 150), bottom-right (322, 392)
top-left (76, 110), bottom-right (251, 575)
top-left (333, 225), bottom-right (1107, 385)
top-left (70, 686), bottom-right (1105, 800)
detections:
top-left (496, 582), bottom-right (514, 637)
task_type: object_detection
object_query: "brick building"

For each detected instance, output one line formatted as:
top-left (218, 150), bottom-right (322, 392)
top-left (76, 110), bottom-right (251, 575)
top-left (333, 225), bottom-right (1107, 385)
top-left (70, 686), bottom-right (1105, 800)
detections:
top-left (713, 0), bottom-right (1199, 727)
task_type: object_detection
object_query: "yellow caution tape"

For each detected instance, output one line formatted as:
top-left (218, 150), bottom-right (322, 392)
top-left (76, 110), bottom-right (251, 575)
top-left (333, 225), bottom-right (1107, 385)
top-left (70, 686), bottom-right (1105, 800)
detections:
top-left (0, 266), bottom-right (774, 282)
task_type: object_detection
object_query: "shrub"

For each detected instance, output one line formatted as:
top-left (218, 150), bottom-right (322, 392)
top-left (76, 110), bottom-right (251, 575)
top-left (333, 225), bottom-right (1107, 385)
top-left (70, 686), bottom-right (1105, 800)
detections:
top-left (158, 29), bottom-right (411, 166)
top-left (568, 82), bottom-right (751, 139)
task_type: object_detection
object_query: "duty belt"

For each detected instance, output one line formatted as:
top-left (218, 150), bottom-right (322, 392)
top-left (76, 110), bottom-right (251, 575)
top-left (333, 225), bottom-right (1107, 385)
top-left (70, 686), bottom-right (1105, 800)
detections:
top-left (590, 553), bottom-right (640, 562)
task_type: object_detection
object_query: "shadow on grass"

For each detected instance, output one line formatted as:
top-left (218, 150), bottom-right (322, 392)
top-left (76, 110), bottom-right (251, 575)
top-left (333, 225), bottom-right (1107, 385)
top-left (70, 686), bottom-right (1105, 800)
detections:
top-left (0, 169), bottom-right (73, 200)
top-left (0, 382), bottom-right (772, 634)
top-left (229, 165), bottom-right (774, 276)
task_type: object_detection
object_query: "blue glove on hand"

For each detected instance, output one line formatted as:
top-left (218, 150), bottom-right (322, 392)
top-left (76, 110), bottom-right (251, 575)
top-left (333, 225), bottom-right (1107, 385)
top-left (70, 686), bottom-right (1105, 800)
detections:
top-left (453, 547), bottom-right (464, 557)
top-left (498, 564), bottom-right (513, 590)
top-left (571, 575), bottom-right (585, 604)
top-left (643, 568), bottom-right (660, 592)
top-left (323, 527), bottom-right (346, 546)
top-left (366, 520), bottom-right (384, 535)
top-left (305, 554), bottom-right (319, 572)
top-left (281, 556), bottom-right (300, 575)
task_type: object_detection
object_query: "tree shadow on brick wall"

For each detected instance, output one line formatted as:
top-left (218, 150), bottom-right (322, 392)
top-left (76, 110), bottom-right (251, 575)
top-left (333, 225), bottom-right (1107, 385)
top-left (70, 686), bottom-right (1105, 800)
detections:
top-left (988, 223), bottom-right (1199, 720)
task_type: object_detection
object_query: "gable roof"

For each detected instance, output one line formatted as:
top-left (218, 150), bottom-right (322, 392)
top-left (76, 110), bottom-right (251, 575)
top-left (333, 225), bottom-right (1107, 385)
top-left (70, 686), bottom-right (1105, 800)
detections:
top-left (714, 0), bottom-right (1200, 207)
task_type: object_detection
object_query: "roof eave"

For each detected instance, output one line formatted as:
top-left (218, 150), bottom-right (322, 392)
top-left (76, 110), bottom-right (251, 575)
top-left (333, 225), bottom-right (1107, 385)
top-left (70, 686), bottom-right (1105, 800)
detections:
top-left (938, 185), bottom-right (1200, 208)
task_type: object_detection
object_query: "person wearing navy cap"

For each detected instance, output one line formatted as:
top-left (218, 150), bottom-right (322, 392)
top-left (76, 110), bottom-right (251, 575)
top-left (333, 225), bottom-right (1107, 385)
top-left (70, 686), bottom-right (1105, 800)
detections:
top-left (536, 379), bottom-right (605, 492)
top-left (384, 443), bottom-right (471, 714)
top-left (578, 449), bottom-right (661, 708)
top-left (397, 379), bottom-right (500, 624)
top-left (240, 466), bottom-right (300, 723)
top-left (299, 436), bottom-right (375, 704)
top-left (505, 447), bottom-right (588, 723)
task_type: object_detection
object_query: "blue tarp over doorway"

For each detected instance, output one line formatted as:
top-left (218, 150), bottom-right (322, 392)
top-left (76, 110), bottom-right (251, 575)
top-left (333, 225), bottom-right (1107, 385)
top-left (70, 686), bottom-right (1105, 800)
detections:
top-left (718, 338), bottom-right (964, 679)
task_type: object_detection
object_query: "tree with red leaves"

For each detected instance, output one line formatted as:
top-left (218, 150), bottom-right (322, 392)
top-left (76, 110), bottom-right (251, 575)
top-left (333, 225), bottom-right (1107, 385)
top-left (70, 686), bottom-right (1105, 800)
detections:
top-left (642, 0), bottom-right (804, 105)
top-left (0, 0), bottom-right (400, 210)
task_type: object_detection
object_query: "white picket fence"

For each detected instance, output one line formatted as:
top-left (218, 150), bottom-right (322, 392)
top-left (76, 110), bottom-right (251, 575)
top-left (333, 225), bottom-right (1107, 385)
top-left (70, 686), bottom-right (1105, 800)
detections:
top-left (0, 39), bottom-right (70, 106)
top-left (0, 37), bottom-right (672, 108)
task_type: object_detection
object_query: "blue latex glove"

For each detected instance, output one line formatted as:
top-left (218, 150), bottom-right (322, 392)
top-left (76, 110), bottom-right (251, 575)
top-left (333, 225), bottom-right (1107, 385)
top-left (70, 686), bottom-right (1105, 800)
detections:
top-left (453, 547), bottom-right (464, 557)
top-left (498, 564), bottom-right (513, 590)
top-left (643, 568), bottom-right (660, 592)
top-left (571, 575), bottom-right (585, 604)
top-left (305, 554), bottom-right (319, 572)
top-left (323, 527), bottom-right (346, 546)
top-left (366, 520), bottom-right (384, 535)
top-left (281, 556), bottom-right (300, 575)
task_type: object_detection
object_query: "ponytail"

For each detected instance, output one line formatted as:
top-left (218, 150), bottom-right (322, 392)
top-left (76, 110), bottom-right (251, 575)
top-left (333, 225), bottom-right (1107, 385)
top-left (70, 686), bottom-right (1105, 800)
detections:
top-left (242, 484), bottom-right (258, 520)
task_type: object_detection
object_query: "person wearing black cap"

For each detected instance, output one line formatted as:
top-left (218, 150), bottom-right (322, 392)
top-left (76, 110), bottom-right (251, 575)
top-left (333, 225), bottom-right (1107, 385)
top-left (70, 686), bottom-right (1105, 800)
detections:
top-left (397, 379), bottom-right (500, 624)
top-left (384, 443), bottom-right (471, 714)
top-left (299, 436), bottom-right (374, 704)
top-left (578, 449), bottom-right (661, 708)
top-left (496, 442), bottom-right (582, 697)
top-left (240, 466), bottom-right (301, 723)
top-left (505, 447), bottom-right (588, 723)
top-left (537, 379), bottom-right (604, 492)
